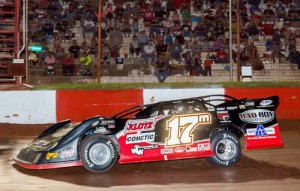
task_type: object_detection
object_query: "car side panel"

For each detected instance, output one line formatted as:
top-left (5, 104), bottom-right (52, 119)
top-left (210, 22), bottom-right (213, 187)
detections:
top-left (117, 113), bottom-right (216, 164)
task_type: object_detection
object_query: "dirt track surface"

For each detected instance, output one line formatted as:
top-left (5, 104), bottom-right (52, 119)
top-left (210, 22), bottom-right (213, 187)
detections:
top-left (0, 120), bottom-right (299, 191)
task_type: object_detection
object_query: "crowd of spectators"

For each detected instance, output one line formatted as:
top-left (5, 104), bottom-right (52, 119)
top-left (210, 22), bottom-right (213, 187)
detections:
top-left (25, 0), bottom-right (300, 78)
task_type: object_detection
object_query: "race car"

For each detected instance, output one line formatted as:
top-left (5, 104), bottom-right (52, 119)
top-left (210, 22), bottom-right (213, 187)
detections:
top-left (14, 95), bottom-right (284, 172)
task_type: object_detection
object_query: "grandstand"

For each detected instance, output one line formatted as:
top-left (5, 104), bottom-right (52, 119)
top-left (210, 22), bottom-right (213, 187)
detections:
top-left (1, 0), bottom-right (300, 84)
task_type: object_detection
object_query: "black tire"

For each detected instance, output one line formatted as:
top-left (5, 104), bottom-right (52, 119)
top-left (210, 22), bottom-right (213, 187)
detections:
top-left (207, 131), bottom-right (241, 167)
top-left (80, 134), bottom-right (117, 173)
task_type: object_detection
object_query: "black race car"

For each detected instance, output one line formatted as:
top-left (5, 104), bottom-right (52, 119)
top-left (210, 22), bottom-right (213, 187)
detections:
top-left (14, 95), bottom-right (284, 172)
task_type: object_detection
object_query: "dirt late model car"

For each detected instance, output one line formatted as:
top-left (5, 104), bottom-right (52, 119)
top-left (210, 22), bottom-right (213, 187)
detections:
top-left (14, 95), bottom-right (284, 173)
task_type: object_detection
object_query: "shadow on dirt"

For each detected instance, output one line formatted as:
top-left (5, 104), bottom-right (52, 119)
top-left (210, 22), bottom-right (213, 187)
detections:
top-left (12, 155), bottom-right (300, 188)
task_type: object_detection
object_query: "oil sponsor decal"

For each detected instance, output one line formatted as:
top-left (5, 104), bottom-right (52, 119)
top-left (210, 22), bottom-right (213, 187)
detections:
top-left (131, 145), bottom-right (159, 156)
top-left (239, 109), bottom-right (275, 124)
top-left (126, 132), bottom-right (155, 144)
top-left (174, 147), bottom-right (185, 153)
top-left (124, 116), bottom-right (164, 133)
top-left (46, 152), bottom-right (58, 160)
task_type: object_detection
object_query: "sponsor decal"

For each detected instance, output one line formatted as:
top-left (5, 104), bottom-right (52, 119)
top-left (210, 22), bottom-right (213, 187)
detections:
top-left (126, 132), bottom-right (155, 144)
top-left (260, 100), bottom-right (273, 106)
top-left (197, 143), bottom-right (210, 151)
top-left (246, 125), bottom-right (277, 140)
top-left (46, 152), bottom-right (58, 160)
top-left (227, 106), bottom-right (238, 110)
top-left (186, 146), bottom-right (198, 152)
top-left (239, 109), bottom-right (275, 124)
top-left (245, 102), bottom-right (255, 107)
top-left (59, 148), bottom-right (75, 159)
top-left (239, 105), bottom-right (246, 109)
top-left (131, 145), bottom-right (159, 156)
top-left (217, 111), bottom-right (231, 122)
top-left (161, 148), bottom-right (174, 154)
top-left (217, 107), bottom-right (225, 111)
top-left (174, 147), bottom-right (185, 153)
top-left (124, 116), bottom-right (164, 133)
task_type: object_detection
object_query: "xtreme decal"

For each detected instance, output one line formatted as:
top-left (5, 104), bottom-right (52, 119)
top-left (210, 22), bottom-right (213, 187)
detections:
top-left (246, 124), bottom-right (277, 139)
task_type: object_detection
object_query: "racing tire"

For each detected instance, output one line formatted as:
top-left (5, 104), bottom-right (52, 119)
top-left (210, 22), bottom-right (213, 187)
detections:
top-left (80, 134), bottom-right (117, 173)
top-left (207, 131), bottom-right (241, 167)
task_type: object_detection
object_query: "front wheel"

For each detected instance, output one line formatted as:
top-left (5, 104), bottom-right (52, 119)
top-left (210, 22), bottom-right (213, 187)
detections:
top-left (207, 131), bottom-right (241, 167)
top-left (80, 134), bottom-right (117, 173)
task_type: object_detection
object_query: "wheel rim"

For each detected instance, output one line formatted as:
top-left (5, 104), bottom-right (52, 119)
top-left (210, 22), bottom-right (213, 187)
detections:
top-left (89, 143), bottom-right (111, 166)
top-left (215, 139), bottom-right (237, 161)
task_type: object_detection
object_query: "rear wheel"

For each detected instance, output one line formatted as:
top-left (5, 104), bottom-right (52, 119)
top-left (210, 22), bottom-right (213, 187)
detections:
top-left (80, 134), bottom-right (117, 173)
top-left (207, 131), bottom-right (241, 167)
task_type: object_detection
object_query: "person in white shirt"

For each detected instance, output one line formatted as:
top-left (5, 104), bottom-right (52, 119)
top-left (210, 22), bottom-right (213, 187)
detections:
top-left (82, 17), bottom-right (96, 38)
top-left (142, 41), bottom-right (157, 64)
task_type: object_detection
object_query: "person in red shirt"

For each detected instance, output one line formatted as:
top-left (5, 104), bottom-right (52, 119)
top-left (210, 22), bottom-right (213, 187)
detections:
top-left (203, 55), bottom-right (213, 76)
top-left (215, 48), bottom-right (228, 63)
top-left (61, 52), bottom-right (75, 76)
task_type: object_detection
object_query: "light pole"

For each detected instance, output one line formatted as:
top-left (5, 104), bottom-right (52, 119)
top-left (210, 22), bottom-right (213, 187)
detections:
top-left (97, 0), bottom-right (102, 83)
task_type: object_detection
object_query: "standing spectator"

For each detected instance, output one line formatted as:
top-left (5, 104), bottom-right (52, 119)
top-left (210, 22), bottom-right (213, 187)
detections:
top-left (142, 41), bottom-right (156, 65)
top-left (263, 4), bottom-right (275, 24)
top-left (275, 1), bottom-right (286, 21)
top-left (203, 55), bottom-right (213, 76)
top-left (41, 14), bottom-right (55, 41)
top-left (109, 27), bottom-right (124, 58)
top-left (169, 40), bottom-right (182, 61)
top-left (137, 30), bottom-right (149, 47)
top-left (270, 37), bottom-right (283, 63)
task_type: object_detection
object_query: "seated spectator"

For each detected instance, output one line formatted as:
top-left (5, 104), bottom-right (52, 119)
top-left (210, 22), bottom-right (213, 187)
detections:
top-left (245, 20), bottom-right (260, 40)
top-left (181, 20), bottom-right (192, 40)
top-left (80, 41), bottom-right (90, 55)
top-left (275, 1), bottom-right (286, 21)
top-left (287, 32), bottom-right (297, 51)
top-left (190, 40), bottom-right (201, 55)
top-left (169, 40), bottom-right (182, 61)
top-left (200, 39), bottom-right (212, 52)
top-left (137, 30), bottom-right (149, 47)
top-left (61, 52), bottom-right (75, 76)
top-left (55, 18), bottom-right (69, 39)
top-left (109, 27), bottom-right (124, 58)
top-left (129, 35), bottom-right (141, 57)
top-left (212, 38), bottom-right (223, 52)
top-left (247, 41), bottom-right (260, 62)
top-left (43, 51), bottom-right (56, 75)
top-left (287, 48), bottom-right (300, 69)
top-left (68, 40), bottom-right (81, 63)
top-left (161, 16), bottom-right (173, 33)
top-left (215, 48), bottom-right (229, 63)
top-left (121, 15), bottom-right (132, 37)
top-left (263, 23), bottom-right (274, 36)
top-left (28, 18), bottom-right (41, 40)
top-left (156, 40), bottom-right (168, 57)
top-left (114, 3), bottom-right (125, 20)
top-left (214, 21), bottom-right (225, 39)
top-left (265, 37), bottom-right (272, 51)
top-left (132, 19), bottom-right (139, 34)
top-left (192, 51), bottom-right (205, 76)
top-left (64, 27), bottom-right (75, 42)
top-left (144, 7), bottom-right (155, 26)
top-left (41, 14), bottom-right (55, 41)
top-left (193, 21), bottom-right (208, 40)
top-left (89, 36), bottom-right (98, 56)
top-left (270, 37), bottom-right (283, 63)
top-left (172, 10), bottom-right (181, 25)
top-left (154, 57), bottom-right (170, 83)
top-left (263, 4), bottom-right (276, 23)
top-left (82, 17), bottom-right (97, 38)
top-left (79, 52), bottom-right (92, 76)
top-left (164, 31), bottom-right (173, 45)
top-left (142, 41), bottom-right (157, 65)
top-left (101, 44), bottom-right (110, 64)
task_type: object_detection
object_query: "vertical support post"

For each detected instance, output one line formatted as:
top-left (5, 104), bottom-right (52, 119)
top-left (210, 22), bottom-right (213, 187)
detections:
top-left (236, 0), bottom-right (241, 81)
top-left (229, 0), bottom-right (233, 81)
top-left (97, 0), bottom-right (102, 83)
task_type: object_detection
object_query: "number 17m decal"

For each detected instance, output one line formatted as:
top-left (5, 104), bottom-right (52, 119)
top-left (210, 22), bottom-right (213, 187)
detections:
top-left (166, 113), bottom-right (212, 147)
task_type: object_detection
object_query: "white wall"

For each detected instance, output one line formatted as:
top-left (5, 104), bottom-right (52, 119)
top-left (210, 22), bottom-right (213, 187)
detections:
top-left (0, 91), bottom-right (56, 124)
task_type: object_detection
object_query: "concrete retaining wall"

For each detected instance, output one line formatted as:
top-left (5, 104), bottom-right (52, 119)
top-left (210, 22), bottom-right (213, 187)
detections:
top-left (0, 88), bottom-right (299, 124)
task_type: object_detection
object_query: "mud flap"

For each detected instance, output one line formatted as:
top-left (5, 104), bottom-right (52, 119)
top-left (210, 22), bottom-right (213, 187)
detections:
top-left (244, 123), bottom-right (284, 150)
